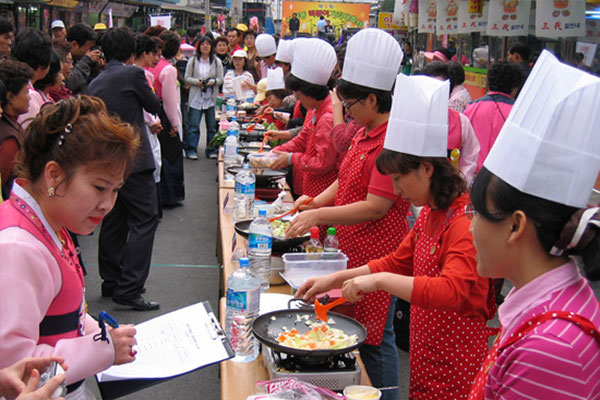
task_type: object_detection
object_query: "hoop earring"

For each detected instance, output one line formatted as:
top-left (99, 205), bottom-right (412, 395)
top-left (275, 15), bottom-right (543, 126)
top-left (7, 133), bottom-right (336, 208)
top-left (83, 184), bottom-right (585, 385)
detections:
top-left (48, 187), bottom-right (55, 197)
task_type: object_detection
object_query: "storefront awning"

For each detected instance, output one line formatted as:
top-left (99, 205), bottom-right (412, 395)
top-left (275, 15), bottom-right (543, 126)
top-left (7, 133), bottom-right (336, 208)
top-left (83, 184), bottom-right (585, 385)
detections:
top-left (161, 4), bottom-right (205, 13)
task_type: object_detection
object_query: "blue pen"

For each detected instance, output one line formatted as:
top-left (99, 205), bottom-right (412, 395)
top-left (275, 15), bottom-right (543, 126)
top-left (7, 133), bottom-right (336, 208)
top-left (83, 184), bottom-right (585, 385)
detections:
top-left (99, 311), bottom-right (119, 328)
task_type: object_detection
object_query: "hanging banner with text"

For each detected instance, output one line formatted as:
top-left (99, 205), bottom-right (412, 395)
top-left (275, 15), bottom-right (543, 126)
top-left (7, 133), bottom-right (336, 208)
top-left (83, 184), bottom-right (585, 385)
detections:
top-left (456, 0), bottom-right (487, 33)
top-left (486, 0), bottom-right (530, 36)
top-left (379, 12), bottom-right (408, 30)
top-left (393, 0), bottom-right (409, 27)
top-left (436, 0), bottom-right (459, 34)
top-left (418, 0), bottom-right (437, 33)
top-left (281, 1), bottom-right (370, 36)
top-left (535, 0), bottom-right (585, 39)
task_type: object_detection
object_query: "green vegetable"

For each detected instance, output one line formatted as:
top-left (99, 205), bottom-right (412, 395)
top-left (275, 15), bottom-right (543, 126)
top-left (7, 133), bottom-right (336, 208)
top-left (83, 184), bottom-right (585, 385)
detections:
top-left (209, 129), bottom-right (227, 148)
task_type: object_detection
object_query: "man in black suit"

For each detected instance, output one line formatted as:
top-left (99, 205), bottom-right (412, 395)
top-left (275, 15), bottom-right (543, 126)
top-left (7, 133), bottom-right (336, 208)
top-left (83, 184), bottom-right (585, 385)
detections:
top-left (88, 27), bottom-right (161, 311)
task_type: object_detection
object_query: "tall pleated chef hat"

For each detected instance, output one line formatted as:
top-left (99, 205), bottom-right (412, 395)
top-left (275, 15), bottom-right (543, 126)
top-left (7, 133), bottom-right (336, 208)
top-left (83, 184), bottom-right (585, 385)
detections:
top-left (275, 39), bottom-right (292, 64)
top-left (383, 74), bottom-right (449, 157)
top-left (255, 34), bottom-right (277, 57)
top-left (484, 50), bottom-right (600, 208)
top-left (291, 38), bottom-right (337, 86)
top-left (342, 28), bottom-right (404, 91)
top-left (266, 67), bottom-right (286, 91)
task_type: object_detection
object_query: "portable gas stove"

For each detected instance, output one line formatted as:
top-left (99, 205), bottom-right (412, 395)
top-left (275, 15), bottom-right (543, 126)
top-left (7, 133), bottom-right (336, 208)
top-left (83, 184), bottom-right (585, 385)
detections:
top-left (262, 346), bottom-right (361, 391)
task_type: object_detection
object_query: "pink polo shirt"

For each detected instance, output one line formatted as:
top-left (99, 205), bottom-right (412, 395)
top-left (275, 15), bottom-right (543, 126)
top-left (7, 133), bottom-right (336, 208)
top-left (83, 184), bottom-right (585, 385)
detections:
top-left (485, 261), bottom-right (600, 399)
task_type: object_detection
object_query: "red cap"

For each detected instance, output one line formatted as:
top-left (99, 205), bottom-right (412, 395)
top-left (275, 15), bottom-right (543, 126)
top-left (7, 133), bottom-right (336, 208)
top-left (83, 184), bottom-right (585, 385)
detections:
top-left (310, 227), bottom-right (319, 239)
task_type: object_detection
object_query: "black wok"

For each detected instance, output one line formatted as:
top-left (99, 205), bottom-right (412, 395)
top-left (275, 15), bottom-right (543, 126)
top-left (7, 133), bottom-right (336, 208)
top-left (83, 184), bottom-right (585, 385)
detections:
top-left (252, 305), bottom-right (367, 358)
top-left (234, 219), bottom-right (309, 253)
top-left (239, 146), bottom-right (271, 158)
top-left (225, 166), bottom-right (287, 187)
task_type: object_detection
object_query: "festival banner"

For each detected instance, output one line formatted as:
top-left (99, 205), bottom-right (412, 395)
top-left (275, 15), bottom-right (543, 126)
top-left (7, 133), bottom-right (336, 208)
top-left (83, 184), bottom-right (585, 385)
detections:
top-left (582, 19), bottom-right (600, 44)
top-left (150, 15), bottom-right (172, 28)
top-left (418, 0), bottom-right (437, 33)
top-left (535, 0), bottom-right (585, 39)
top-left (486, 0), bottom-right (530, 36)
top-left (456, 0), bottom-right (487, 33)
top-left (392, 0), bottom-right (409, 27)
top-left (281, 1), bottom-right (370, 37)
top-left (379, 12), bottom-right (408, 30)
top-left (436, 0), bottom-right (459, 34)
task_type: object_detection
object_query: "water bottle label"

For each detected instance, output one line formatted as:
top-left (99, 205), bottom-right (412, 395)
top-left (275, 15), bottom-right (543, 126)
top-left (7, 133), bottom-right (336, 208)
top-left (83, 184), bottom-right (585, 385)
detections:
top-left (226, 288), bottom-right (259, 312)
top-left (240, 182), bottom-right (255, 195)
top-left (249, 233), bottom-right (272, 250)
top-left (225, 144), bottom-right (238, 156)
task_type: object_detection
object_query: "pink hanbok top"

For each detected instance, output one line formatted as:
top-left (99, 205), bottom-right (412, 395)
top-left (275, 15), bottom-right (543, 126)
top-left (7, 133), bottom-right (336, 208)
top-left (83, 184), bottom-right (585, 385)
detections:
top-left (17, 83), bottom-right (47, 129)
top-left (484, 261), bottom-right (600, 399)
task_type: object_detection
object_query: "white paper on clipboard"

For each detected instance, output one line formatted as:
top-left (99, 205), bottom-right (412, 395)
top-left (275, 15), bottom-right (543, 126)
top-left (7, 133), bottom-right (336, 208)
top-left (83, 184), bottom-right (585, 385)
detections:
top-left (96, 301), bottom-right (233, 382)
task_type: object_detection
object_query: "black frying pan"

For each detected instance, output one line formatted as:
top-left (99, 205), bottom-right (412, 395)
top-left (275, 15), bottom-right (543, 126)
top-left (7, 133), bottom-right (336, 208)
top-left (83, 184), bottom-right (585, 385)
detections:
top-left (252, 308), bottom-right (367, 358)
top-left (234, 219), bottom-right (309, 253)
top-left (238, 146), bottom-right (271, 158)
top-left (226, 166), bottom-right (287, 187)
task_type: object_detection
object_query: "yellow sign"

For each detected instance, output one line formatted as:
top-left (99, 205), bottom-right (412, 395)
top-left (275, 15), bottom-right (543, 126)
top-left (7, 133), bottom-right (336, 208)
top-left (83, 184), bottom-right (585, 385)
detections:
top-left (281, 1), bottom-right (370, 36)
top-left (45, 0), bottom-right (79, 8)
top-left (465, 69), bottom-right (487, 88)
top-left (378, 12), bottom-right (407, 30)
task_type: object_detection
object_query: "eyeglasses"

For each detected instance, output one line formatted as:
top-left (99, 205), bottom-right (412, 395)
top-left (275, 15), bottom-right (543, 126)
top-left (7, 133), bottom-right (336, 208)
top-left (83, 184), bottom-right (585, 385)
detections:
top-left (464, 204), bottom-right (507, 221)
top-left (342, 98), bottom-right (361, 110)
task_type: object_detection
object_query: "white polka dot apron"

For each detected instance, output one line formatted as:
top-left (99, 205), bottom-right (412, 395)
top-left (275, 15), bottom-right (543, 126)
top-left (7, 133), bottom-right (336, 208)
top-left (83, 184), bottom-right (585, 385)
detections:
top-left (410, 206), bottom-right (491, 400)
top-left (334, 128), bottom-right (410, 346)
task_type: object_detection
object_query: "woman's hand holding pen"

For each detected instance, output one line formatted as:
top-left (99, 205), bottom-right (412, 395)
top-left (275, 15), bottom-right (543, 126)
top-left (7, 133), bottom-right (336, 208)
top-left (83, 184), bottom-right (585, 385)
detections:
top-left (109, 326), bottom-right (137, 365)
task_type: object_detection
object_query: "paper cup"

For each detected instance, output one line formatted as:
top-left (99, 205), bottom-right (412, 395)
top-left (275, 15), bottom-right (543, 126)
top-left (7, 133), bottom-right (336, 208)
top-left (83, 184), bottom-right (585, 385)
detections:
top-left (343, 385), bottom-right (382, 400)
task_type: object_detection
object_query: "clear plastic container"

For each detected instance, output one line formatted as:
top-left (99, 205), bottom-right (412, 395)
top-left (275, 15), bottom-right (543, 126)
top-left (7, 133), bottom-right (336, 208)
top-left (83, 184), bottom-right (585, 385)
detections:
top-left (281, 252), bottom-right (348, 289)
top-left (225, 257), bottom-right (260, 362)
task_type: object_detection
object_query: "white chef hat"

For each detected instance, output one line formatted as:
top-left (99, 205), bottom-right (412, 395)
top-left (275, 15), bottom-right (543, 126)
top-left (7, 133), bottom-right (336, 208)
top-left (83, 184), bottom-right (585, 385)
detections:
top-left (255, 34), bottom-right (277, 57)
top-left (484, 50), bottom-right (600, 208)
top-left (275, 40), bottom-right (292, 64)
top-left (384, 74), bottom-right (449, 157)
top-left (342, 28), bottom-right (403, 91)
top-left (291, 38), bottom-right (336, 86)
top-left (266, 67), bottom-right (286, 91)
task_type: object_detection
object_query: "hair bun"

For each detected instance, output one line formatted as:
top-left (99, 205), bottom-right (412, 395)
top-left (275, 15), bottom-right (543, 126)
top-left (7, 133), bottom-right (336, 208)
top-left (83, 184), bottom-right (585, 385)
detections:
top-left (550, 207), bottom-right (600, 256)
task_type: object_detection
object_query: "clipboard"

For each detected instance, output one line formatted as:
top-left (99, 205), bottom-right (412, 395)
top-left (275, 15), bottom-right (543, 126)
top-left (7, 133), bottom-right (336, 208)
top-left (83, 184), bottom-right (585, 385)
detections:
top-left (96, 301), bottom-right (233, 399)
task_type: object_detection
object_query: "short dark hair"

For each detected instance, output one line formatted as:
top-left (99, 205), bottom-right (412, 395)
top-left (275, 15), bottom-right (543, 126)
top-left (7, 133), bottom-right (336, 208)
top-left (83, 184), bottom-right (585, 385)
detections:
top-left (336, 79), bottom-right (392, 113)
top-left (0, 59), bottom-right (34, 106)
top-left (376, 150), bottom-right (466, 210)
top-left (0, 79), bottom-right (6, 107)
top-left (66, 23), bottom-right (96, 46)
top-left (101, 27), bottom-right (135, 62)
top-left (215, 35), bottom-right (229, 47)
top-left (285, 73), bottom-right (331, 100)
top-left (447, 61), bottom-right (465, 86)
top-left (243, 30), bottom-right (256, 41)
top-left (135, 34), bottom-right (158, 58)
top-left (0, 18), bottom-right (14, 35)
top-left (144, 25), bottom-right (166, 37)
top-left (420, 61), bottom-right (455, 92)
top-left (508, 42), bottom-right (530, 62)
top-left (319, 16), bottom-right (324, 20)
top-left (266, 88), bottom-right (286, 100)
top-left (34, 49), bottom-right (62, 91)
top-left (52, 39), bottom-right (73, 60)
top-left (227, 27), bottom-right (239, 37)
top-left (12, 28), bottom-right (53, 71)
top-left (471, 167), bottom-right (600, 280)
top-left (486, 61), bottom-right (523, 95)
top-left (159, 30), bottom-right (179, 59)
top-left (195, 35), bottom-right (215, 60)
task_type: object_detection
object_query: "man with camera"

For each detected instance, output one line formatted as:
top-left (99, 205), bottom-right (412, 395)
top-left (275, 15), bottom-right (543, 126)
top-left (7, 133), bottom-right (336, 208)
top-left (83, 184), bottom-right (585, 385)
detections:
top-left (65, 23), bottom-right (103, 95)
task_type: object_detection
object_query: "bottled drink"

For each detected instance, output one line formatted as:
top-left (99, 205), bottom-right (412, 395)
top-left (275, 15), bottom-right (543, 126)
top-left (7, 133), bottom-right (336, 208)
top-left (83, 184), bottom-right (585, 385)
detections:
top-left (225, 257), bottom-right (260, 362)
top-left (248, 209), bottom-right (272, 291)
top-left (227, 116), bottom-right (240, 140)
top-left (234, 163), bottom-right (255, 222)
top-left (305, 227), bottom-right (323, 253)
top-left (323, 227), bottom-right (339, 252)
top-left (226, 95), bottom-right (236, 118)
top-left (224, 132), bottom-right (238, 168)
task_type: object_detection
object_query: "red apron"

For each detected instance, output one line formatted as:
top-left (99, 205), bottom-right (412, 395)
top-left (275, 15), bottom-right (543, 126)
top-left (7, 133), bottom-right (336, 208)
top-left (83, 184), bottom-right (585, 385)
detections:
top-left (334, 124), bottom-right (410, 346)
top-left (468, 310), bottom-right (600, 400)
top-left (300, 116), bottom-right (337, 199)
top-left (409, 205), bottom-right (495, 400)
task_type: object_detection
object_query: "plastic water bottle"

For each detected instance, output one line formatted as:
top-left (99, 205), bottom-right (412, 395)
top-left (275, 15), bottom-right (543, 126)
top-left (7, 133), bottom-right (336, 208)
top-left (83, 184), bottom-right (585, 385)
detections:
top-left (227, 116), bottom-right (240, 140)
top-left (248, 209), bottom-right (272, 291)
top-left (305, 227), bottom-right (323, 253)
top-left (225, 257), bottom-right (260, 362)
top-left (226, 95), bottom-right (236, 118)
top-left (234, 163), bottom-right (255, 222)
top-left (224, 132), bottom-right (238, 168)
top-left (323, 227), bottom-right (339, 252)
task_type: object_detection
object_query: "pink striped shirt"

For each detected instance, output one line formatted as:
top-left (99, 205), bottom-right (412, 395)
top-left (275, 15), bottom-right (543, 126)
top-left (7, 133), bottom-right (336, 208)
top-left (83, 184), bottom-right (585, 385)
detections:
top-left (485, 261), bottom-right (600, 399)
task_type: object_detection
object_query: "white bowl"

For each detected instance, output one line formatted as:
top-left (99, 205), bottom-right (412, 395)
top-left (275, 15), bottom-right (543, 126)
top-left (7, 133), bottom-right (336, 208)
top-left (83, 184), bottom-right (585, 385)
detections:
top-left (343, 385), bottom-right (382, 400)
